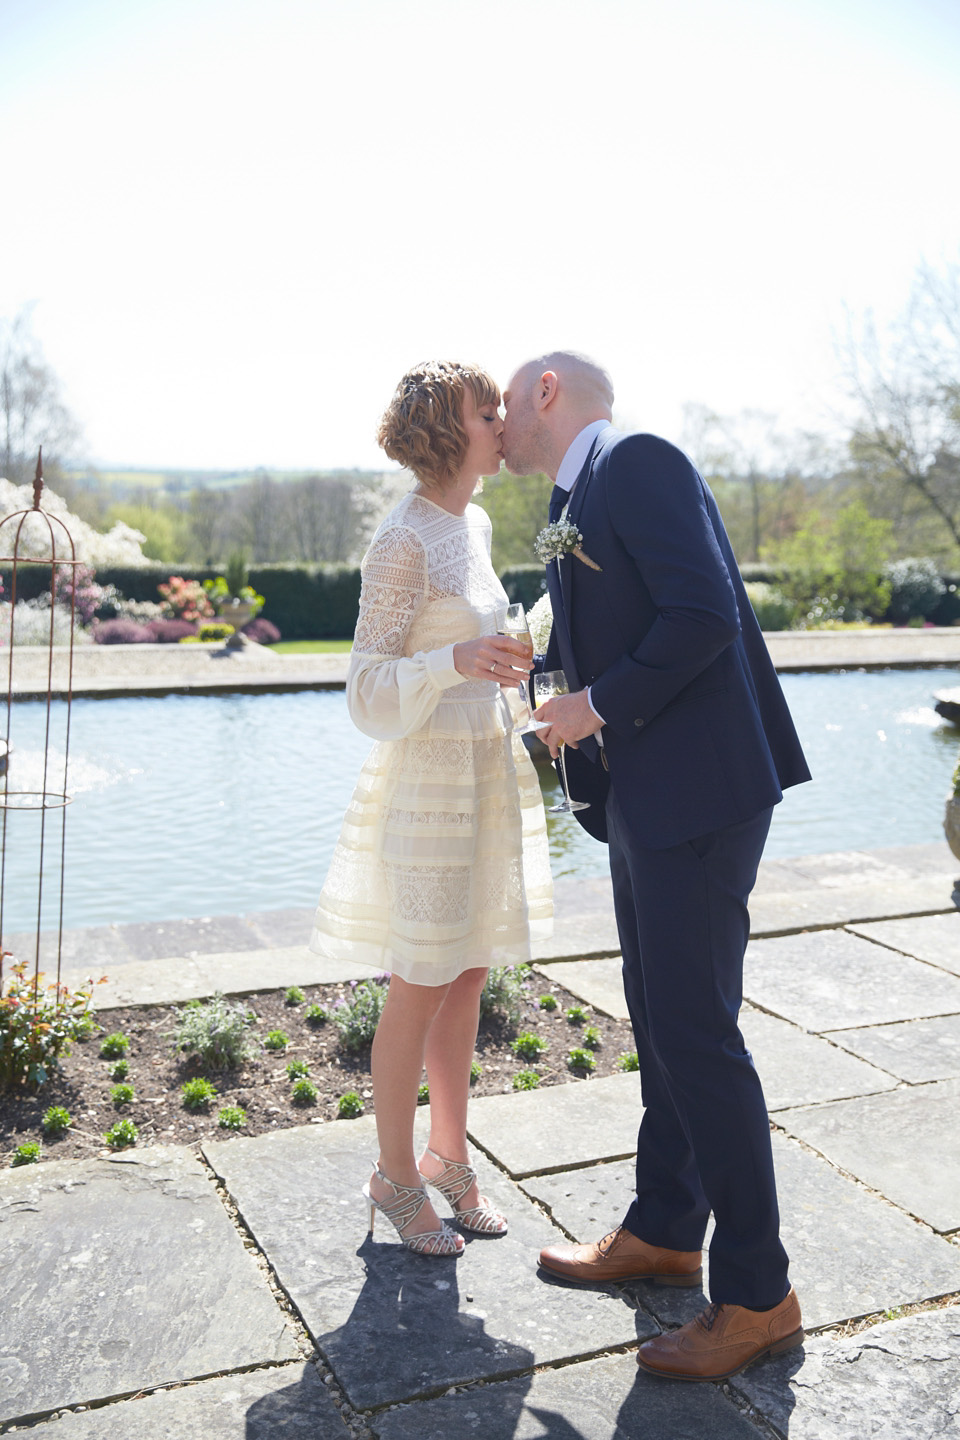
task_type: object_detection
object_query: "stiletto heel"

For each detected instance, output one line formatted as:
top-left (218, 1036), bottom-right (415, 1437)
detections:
top-left (362, 1162), bottom-right (464, 1257)
top-left (419, 1147), bottom-right (508, 1236)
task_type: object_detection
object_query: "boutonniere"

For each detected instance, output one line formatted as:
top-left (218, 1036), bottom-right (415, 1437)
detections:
top-left (533, 511), bottom-right (602, 571)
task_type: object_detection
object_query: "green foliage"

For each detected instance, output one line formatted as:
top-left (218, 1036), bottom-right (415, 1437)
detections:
top-left (615, 1051), bottom-right (640, 1072)
top-left (99, 1032), bottom-right (130, 1059)
top-left (417, 1081), bottom-right (430, 1105)
top-left (72, 1014), bottom-right (99, 1042)
top-left (331, 979), bottom-right (388, 1052)
top-left (337, 1091), bottom-right (364, 1118)
top-left (291, 1077), bottom-right (319, 1104)
top-left (11, 1141), bottom-right (42, 1166)
top-left (108, 1059), bottom-right (129, 1081)
top-left (567, 1047), bottom-right (596, 1074)
top-left (884, 557), bottom-right (946, 623)
top-left (284, 986), bottom-right (305, 1006)
top-left (264, 1030), bottom-right (289, 1051)
top-left (499, 564), bottom-right (548, 611)
top-left (512, 1069), bottom-right (541, 1091)
top-left (582, 1025), bottom-right (602, 1050)
top-left (305, 1004), bottom-right (329, 1025)
top-left (104, 1118), bottom-right (138, 1148)
top-left (170, 994), bottom-right (256, 1071)
top-left (952, 752), bottom-right (960, 797)
top-left (286, 1058), bottom-right (310, 1079)
top-left (745, 582), bottom-right (797, 631)
top-left (511, 1032), bottom-right (548, 1062)
top-left (249, 563), bottom-right (362, 640)
top-left (217, 1105), bottom-right (247, 1130)
top-left (473, 470), bottom-right (554, 572)
top-left (42, 1105), bottom-right (72, 1135)
top-left (181, 1077), bottom-right (218, 1110)
top-left (565, 1005), bottom-right (587, 1025)
top-left (470, 1060), bottom-right (482, 1084)
top-left (762, 501), bottom-right (895, 625)
top-left (105, 502), bottom-right (192, 563)
top-left (110, 1083), bottom-right (134, 1107)
top-left (480, 966), bottom-right (531, 1029)
top-left (538, 994), bottom-right (558, 1012)
top-left (193, 622), bottom-right (235, 642)
top-left (0, 958), bottom-right (98, 1092)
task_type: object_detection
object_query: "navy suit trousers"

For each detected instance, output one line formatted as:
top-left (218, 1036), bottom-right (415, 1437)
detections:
top-left (606, 791), bottom-right (790, 1309)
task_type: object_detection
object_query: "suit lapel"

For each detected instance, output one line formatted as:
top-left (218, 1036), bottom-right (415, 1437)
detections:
top-left (558, 427), bottom-right (613, 616)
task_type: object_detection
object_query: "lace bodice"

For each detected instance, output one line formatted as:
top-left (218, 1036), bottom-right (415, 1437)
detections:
top-left (348, 493), bottom-right (508, 740)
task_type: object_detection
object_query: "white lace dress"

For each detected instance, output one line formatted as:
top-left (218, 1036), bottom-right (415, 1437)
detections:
top-left (310, 493), bottom-right (553, 985)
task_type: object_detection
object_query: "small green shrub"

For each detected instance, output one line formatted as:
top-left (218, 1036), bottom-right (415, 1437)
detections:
top-left (470, 1060), bottom-right (482, 1084)
top-left (332, 979), bottom-right (388, 1052)
top-left (217, 1105), bottom-right (247, 1130)
top-left (286, 1058), bottom-right (310, 1080)
top-left (615, 1051), bottom-right (640, 1072)
top-left (582, 1025), bottom-right (602, 1050)
top-left (72, 1014), bottom-right (99, 1042)
top-left (884, 557), bottom-right (946, 624)
top-left (104, 1118), bottom-right (138, 1149)
top-left (42, 1105), bottom-right (72, 1135)
top-left (565, 1005), bottom-right (587, 1025)
top-left (11, 1140), bottom-right (41, 1166)
top-left (512, 1069), bottom-right (540, 1091)
top-left (291, 1077), bottom-right (319, 1104)
top-left (511, 1032), bottom-right (548, 1062)
top-left (538, 994), bottom-right (558, 1012)
top-left (99, 1032), bottom-right (130, 1059)
top-left (567, 1047), bottom-right (596, 1074)
top-left (196, 622), bottom-right (235, 642)
top-left (264, 1030), bottom-right (289, 1051)
top-left (110, 1083), bottom-right (135, 1107)
top-left (745, 582), bottom-right (797, 631)
top-left (305, 1004), bottom-right (328, 1025)
top-left (284, 986), bottom-right (305, 1006)
top-left (480, 965), bottom-right (531, 1029)
top-left (0, 960), bottom-right (99, 1092)
top-left (417, 1082), bottom-right (430, 1105)
top-left (181, 1077), bottom-right (218, 1110)
top-left (170, 994), bottom-right (256, 1071)
top-left (108, 1058), bottom-right (129, 1081)
top-left (337, 1091), bottom-right (364, 1119)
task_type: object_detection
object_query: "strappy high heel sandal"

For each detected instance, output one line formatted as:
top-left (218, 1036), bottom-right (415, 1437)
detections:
top-left (419, 1147), bottom-right (508, 1236)
top-left (363, 1162), bottom-right (464, 1257)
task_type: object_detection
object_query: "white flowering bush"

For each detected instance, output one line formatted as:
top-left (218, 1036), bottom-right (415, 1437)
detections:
top-left (0, 597), bottom-right (94, 647)
top-left (0, 479), bottom-right (148, 567)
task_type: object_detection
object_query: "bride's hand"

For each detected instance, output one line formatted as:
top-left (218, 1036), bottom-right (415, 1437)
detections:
top-left (453, 635), bottom-right (533, 686)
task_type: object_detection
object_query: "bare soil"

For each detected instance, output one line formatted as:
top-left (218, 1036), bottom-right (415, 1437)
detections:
top-left (1, 977), bottom-right (636, 1164)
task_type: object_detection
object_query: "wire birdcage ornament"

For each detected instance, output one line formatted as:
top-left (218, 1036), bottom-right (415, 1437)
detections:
top-left (0, 448), bottom-right (79, 997)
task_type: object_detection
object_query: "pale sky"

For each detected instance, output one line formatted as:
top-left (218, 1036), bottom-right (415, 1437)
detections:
top-left (2, 0), bottom-right (959, 471)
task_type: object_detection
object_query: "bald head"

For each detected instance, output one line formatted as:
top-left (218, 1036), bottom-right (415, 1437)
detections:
top-left (502, 351), bottom-right (613, 479)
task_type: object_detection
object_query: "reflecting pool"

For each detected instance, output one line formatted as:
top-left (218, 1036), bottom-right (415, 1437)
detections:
top-left (1, 667), bottom-right (958, 932)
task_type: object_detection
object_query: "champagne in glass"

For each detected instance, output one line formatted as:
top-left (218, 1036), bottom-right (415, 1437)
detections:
top-left (532, 670), bottom-right (590, 813)
top-left (496, 602), bottom-right (546, 734)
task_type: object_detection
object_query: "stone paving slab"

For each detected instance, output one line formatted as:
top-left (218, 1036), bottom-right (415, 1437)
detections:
top-left (59, 947), bottom-right (373, 1010)
top-left (0, 1146), bottom-right (297, 1427)
top-left (743, 928), bottom-right (960, 1032)
top-left (740, 1005), bottom-right (898, 1110)
top-left (22, 1364), bottom-right (350, 1438)
top-left (202, 1117), bottom-right (649, 1411)
top-left (371, 1350), bottom-right (760, 1440)
top-left (828, 1013), bottom-right (960, 1083)
top-left (778, 1078), bottom-right (960, 1233)
top-left (466, 1072), bottom-right (642, 1178)
top-left (523, 1131), bottom-right (960, 1333)
top-left (848, 911), bottom-right (960, 976)
top-left (532, 956), bottom-right (630, 1019)
top-left (749, 881), bottom-right (957, 937)
top-left (735, 1305), bottom-right (960, 1440)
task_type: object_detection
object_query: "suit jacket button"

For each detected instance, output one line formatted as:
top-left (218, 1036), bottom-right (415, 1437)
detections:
top-left (634, 718), bottom-right (644, 728)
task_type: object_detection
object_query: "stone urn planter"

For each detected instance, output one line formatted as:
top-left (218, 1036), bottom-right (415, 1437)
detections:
top-left (219, 601), bottom-right (254, 649)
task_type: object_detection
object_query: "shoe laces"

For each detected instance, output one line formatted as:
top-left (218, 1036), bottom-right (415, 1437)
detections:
top-left (697, 1302), bottom-right (724, 1332)
top-left (597, 1228), bottom-right (621, 1256)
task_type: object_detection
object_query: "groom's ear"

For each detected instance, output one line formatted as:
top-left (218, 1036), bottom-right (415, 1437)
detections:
top-left (536, 370), bottom-right (559, 411)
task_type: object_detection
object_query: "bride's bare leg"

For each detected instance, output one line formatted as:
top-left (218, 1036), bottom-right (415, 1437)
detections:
top-left (419, 966), bottom-right (489, 1212)
top-left (370, 973), bottom-right (457, 1243)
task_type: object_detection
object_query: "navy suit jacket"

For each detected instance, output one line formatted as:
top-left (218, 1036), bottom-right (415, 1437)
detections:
top-left (544, 428), bottom-right (811, 848)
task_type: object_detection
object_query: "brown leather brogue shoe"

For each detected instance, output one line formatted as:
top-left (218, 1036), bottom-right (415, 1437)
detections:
top-left (636, 1287), bottom-right (804, 1381)
top-left (539, 1227), bottom-right (702, 1287)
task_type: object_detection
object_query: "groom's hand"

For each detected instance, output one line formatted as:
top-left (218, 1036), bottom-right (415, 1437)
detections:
top-left (534, 691), bottom-right (604, 758)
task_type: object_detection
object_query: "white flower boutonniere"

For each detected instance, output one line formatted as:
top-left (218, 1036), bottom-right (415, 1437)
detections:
top-left (533, 511), bottom-right (602, 571)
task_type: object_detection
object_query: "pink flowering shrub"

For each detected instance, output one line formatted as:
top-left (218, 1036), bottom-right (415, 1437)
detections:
top-left (158, 576), bottom-right (214, 623)
top-left (147, 618), bottom-right (198, 643)
top-left (54, 563), bottom-right (115, 626)
top-left (242, 617), bottom-right (281, 644)
top-left (93, 618), bottom-right (154, 644)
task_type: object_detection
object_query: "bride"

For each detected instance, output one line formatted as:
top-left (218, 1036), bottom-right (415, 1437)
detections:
top-left (311, 361), bottom-right (553, 1256)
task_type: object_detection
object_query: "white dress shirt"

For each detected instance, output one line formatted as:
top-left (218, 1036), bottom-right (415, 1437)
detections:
top-left (553, 420), bottom-right (610, 730)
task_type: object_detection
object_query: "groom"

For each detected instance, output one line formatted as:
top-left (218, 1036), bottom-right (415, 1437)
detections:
top-left (501, 352), bottom-right (811, 1382)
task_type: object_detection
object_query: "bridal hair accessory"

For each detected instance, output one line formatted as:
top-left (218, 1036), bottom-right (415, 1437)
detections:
top-left (533, 512), bottom-right (602, 571)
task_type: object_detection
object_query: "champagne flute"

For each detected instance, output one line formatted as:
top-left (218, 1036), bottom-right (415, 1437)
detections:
top-left (496, 602), bottom-right (547, 735)
top-left (532, 670), bottom-right (591, 813)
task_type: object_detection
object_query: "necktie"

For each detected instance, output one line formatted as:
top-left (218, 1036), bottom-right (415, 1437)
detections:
top-left (548, 484), bottom-right (567, 523)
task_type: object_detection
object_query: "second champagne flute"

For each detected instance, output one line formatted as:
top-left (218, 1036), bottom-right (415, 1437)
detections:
top-left (532, 669), bottom-right (591, 813)
top-left (496, 603), bottom-right (546, 734)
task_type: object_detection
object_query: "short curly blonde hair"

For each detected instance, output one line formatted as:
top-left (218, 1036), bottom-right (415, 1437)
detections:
top-left (376, 360), bottom-right (501, 490)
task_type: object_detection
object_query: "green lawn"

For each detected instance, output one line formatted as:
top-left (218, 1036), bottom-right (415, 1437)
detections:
top-left (271, 639), bottom-right (353, 653)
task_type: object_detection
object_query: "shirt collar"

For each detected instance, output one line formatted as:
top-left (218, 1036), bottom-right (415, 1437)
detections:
top-left (555, 419), bottom-right (610, 493)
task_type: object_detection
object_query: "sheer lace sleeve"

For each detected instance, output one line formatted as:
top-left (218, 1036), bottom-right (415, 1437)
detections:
top-left (347, 522), bottom-right (465, 740)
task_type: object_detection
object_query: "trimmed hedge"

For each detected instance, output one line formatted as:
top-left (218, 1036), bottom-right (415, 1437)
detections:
top-left (500, 565), bottom-right (547, 610)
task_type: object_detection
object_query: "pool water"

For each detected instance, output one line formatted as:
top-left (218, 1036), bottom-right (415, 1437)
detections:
top-left (2, 668), bottom-right (958, 933)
